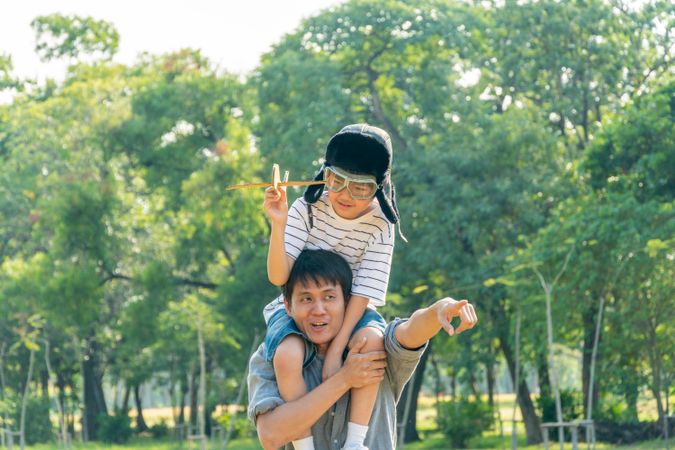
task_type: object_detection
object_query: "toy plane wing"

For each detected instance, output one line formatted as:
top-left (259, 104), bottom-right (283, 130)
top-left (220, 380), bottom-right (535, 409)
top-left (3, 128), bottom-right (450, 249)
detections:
top-left (226, 164), bottom-right (324, 191)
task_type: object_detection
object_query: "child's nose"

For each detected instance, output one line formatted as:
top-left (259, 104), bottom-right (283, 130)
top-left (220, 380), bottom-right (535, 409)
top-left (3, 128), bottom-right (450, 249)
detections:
top-left (338, 187), bottom-right (354, 200)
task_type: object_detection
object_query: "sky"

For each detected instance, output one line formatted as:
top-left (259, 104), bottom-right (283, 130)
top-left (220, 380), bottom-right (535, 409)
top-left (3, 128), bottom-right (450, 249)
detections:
top-left (1, 0), bottom-right (345, 82)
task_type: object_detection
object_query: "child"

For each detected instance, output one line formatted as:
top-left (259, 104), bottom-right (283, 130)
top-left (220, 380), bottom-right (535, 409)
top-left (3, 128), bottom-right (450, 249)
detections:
top-left (262, 124), bottom-right (403, 450)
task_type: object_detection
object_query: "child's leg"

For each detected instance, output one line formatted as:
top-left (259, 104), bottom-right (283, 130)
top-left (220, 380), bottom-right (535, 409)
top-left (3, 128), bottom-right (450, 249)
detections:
top-left (346, 326), bottom-right (384, 445)
top-left (273, 334), bottom-right (312, 446)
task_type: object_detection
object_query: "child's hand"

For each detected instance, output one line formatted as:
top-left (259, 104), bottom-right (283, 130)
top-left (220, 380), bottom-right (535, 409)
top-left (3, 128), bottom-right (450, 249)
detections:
top-left (263, 185), bottom-right (288, 224)
top-left (322, 346), bottom-right (345, 381)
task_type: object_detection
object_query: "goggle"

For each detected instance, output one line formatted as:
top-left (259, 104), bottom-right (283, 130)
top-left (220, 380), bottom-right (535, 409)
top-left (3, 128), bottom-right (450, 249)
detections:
top-left (323, 166), bottom-right (379, 200)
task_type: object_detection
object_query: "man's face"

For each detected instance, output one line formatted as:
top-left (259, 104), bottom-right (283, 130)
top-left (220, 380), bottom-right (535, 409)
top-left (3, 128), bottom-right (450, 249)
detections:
top-left (284, 278), bottom-right (346, 354)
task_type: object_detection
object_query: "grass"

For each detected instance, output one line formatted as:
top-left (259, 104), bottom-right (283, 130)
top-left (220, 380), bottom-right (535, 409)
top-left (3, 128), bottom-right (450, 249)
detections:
top-left (28, 436), bottom-right (262, 450)
top-left (26, 435), bottom-right (674, 450)
top-left (26, 393), bottom-right (672, 449)
top-left (25, 434), bottom-right (673, 449)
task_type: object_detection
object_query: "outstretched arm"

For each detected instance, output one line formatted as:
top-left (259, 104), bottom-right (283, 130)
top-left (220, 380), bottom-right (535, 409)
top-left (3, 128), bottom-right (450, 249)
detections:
top-left (395, 298), bottom-right (478, 349)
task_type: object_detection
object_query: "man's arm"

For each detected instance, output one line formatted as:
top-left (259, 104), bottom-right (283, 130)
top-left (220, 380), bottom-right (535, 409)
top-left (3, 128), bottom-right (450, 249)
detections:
top-left (395, 298), bottom-right (477, 349)
top-left (254, 339), bottom-right (386, 449)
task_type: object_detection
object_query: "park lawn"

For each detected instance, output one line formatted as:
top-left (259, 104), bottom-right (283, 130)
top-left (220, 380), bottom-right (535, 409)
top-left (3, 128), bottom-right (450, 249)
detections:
top-left (26, 393), bottom-right (673, 449)
top-left (27, 437), bottom-right (262, 450)
top-left (26, 435), bottom-right (673, 449)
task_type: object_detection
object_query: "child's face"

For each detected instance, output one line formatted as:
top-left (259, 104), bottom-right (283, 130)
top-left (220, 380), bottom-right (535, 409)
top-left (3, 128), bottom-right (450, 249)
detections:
top-left (324, 166), bottom-right (377, 219)
top-left (328, 188), bottom-right (375, 219)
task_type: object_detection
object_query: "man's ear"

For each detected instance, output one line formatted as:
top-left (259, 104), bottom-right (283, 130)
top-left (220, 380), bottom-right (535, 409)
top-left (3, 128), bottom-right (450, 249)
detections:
top-left (283, 296), bottom-right (292, 314)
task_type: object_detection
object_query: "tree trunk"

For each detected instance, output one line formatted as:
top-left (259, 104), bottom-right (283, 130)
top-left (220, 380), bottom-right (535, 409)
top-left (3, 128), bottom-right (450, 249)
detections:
top-left (134, 384), bottom-right (149, 432)
top-left (582, 305), bottom-right (600, 420)
top-left (189, 366), bottom-right (199, 428)
top-left (20, 348), bottom-right (35, 450)
top-left (121, 384), bottom-right (131, 412)
top-left (197, 324), bottom-right (207, 441)
top-left (430, 355), bottom-right (442, 420)
top-left (82, 337), bottom-right (108, 441)
top-left (537, 351), bottom-right (551, 398)
top-left (624, 377), bottom-right (639, 422)
top-left (396, 344), bottom-right (430, 443)
top-left (646, 322), bottom-right (665, 422)
top-left (469, 372), bottom-right (480, 399)
top-left (494, 300), bottom-right (542, 444)
top-left (486, 359), bottom-right (496, 408)
top-left (0, 343), bottom-right (7, 428)
top-left (178, 375), bottom-right (188, 425)
top-left (500, 337), bottom-right (542, 444)
top-left (170, 378), bottom-right (178, 427)
top-left (40, 369), bottom-right (49, 398)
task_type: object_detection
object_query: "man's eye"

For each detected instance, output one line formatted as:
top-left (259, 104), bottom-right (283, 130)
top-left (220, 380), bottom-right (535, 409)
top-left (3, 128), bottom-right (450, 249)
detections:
top-left (326, 295), bottom-right (336, 301)
top-left (301, 297), bottom-right (312, 303)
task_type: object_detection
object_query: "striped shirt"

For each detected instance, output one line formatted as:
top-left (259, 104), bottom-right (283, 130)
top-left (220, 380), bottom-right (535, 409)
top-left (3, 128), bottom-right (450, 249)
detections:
top-left (263, 193), bottom-right (394, 322)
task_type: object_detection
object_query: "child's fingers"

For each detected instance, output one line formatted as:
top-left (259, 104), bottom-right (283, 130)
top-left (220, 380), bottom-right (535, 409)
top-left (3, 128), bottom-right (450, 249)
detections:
top-left (264, 186), bottom-right (280, 198)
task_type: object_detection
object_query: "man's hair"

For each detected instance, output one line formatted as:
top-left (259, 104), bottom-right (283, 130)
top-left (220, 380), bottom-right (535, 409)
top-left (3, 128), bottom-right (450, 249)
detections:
top-left (283, 249), bottom-right (352, 303)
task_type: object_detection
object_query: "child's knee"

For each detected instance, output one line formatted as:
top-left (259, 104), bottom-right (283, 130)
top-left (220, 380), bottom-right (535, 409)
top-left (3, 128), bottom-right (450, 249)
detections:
top-left (273, 335), bottom-right (305, 374)
top-left (351, 327), bottom-right (384, 352)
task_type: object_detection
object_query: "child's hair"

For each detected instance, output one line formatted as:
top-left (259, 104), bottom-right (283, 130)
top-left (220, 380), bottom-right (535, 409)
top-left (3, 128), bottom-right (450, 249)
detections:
top-left (283, 249), bottom-right (353, 304)
top-left (304, 123), bottom-right (402, 227)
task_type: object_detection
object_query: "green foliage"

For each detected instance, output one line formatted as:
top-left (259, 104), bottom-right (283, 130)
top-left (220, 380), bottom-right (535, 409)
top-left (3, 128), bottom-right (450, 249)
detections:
top-left (536, 389), bottom-right (582, 423)
top-left (584, 81), bottom-right (675, 200)
top-left (11, 395), bottom-right (52, 445)
top-left (149, 419), bottom-right (169, 439)
top-left (215, 411), bottom-right (255, 439)
top-left (97, 413), bottom-right (133, 444)
top-left (437, 398), bottom-right (494, 448)
top-left (1, 1), bottom-right (673, 446)
top-left (31, 14), bottom-right (119, 61)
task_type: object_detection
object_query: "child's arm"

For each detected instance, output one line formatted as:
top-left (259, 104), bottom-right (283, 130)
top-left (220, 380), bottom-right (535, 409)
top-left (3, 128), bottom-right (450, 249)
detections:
top-left (323, 225), bottom-right (395, 379)
top-left (263, 186), bottom-right (292, 286)
top-left (322, 294), bottom-right (370, 379)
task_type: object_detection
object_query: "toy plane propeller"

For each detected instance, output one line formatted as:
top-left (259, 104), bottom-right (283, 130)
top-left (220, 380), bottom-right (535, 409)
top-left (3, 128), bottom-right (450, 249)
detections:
top-left (226, 164), bottom-right (324, 192)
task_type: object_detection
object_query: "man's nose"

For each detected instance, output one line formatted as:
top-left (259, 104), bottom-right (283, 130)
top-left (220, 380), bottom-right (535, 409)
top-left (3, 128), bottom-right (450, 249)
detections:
top-left (311, 300), bottom-right (327, 314)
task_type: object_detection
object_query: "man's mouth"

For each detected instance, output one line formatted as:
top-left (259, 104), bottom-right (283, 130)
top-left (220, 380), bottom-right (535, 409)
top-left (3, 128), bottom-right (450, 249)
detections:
top-left (309, 321), bottom-right (328, 331)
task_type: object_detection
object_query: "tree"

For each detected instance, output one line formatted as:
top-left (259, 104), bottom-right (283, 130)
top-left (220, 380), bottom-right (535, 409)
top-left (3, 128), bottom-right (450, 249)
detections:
top-left (31, 14), bottom-right (119, 62)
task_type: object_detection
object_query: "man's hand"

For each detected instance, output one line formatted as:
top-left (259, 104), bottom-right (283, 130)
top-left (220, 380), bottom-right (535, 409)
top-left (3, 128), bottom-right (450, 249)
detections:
top-left (263, 185), bottom-right (288, 224)
top-left (339, 337), bottom-right (386, 389)
top-left (436, 298), bottom-right (478, 336)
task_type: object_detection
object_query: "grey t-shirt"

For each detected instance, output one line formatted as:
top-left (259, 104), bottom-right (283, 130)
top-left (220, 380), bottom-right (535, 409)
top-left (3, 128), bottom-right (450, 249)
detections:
top-left (247, 319), bottom-right (426, 450)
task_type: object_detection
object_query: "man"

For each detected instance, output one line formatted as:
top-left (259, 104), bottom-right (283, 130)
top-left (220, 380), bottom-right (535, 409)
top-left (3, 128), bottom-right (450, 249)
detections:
top-left (248, 249), bottom-right (477, 450)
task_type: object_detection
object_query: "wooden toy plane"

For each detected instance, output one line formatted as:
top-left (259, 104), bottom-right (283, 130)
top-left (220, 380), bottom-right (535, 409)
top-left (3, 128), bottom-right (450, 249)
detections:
top-left (226, 164), bottom-right (324, 192)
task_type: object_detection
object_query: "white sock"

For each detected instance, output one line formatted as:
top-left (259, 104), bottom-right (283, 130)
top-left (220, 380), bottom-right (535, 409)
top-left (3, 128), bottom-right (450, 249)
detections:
top-left (292, 436), bottom-right (315, 450)
top-left (344, 422), bottom-right (369, 447)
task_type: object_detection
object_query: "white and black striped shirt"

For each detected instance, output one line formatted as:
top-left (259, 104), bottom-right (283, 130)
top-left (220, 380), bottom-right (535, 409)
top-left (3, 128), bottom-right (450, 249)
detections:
top-left (263, 193), bottom-right (394, 322)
